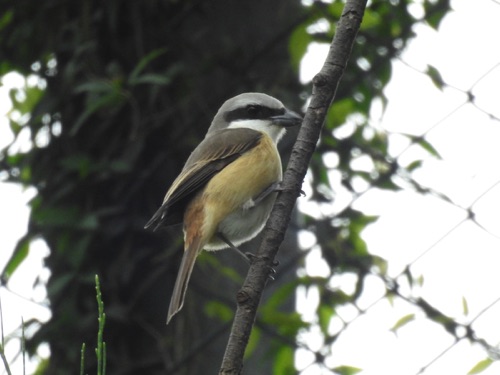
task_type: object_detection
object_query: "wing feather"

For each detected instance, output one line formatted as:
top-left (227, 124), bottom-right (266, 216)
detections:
top-left (144, 128), bottom-right (262, 230)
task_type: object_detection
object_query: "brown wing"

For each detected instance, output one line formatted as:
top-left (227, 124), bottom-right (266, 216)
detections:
top-left (144, 127), bottom-right (262, 230)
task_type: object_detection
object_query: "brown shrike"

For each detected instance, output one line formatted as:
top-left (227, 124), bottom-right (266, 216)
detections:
top-left (145, 92), bottom-right (302, 324)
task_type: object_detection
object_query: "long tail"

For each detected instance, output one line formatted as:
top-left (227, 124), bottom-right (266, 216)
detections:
top-left (167, 236), bottom-right (202, 324)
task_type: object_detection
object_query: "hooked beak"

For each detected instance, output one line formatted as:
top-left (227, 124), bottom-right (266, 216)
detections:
top-left (271, 108), bottom-right (303, 127)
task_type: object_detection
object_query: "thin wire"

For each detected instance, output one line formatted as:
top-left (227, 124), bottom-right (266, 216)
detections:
top-left (308, 58), bottom-right (500, 374)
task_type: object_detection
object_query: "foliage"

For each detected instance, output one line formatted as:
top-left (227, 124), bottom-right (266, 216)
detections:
top-left (0, 0), bottom-right (452, 374)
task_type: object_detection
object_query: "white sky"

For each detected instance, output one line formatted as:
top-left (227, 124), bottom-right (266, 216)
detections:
top-left (1, 0), bottom-right (500, 374)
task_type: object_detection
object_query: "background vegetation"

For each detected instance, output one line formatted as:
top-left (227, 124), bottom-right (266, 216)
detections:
top-left (4, 0), bottom-right (487, 374)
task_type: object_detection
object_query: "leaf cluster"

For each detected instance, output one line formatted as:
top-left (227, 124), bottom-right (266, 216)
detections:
top-left (0, 0), bottom-right (452, 374)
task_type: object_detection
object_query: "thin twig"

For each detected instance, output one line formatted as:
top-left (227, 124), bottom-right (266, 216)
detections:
top-left (0, 295), bottom-right (12, 375)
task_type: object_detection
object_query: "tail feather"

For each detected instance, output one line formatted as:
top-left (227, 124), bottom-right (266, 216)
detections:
top-left (167, 237), bottom-right (203, 324)
top-left (144, 205), bottom-right (166, 231)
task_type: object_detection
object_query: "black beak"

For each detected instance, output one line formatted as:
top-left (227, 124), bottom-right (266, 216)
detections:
top-left (271, 108), bottom-right (303, 127)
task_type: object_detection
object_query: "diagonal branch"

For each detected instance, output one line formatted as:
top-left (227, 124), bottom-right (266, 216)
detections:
top-left (219, 1), bottom-right (368, 373)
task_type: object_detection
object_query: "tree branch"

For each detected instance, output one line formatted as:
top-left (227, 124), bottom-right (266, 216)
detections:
top-left (219, 1), bottom-right (368, 373)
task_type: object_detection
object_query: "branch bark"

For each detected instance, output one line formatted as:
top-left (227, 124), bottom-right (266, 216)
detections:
top-left (219, 1), bottom-right (368, 373)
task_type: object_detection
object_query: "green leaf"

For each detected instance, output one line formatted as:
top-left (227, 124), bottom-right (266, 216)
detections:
top-left (467, 358), bottom-right (493, 375)
top-left (33, 357), bottom-right (49, 375)
top-left (109, 160), bottom-right (131, 173)
top-left (261, 278), bottom-right (302, 312)
top-left (129, 48), bottom-right (168, 83)
top-left (204, 301), bottom-right (233, 322)
top-left (0, 9), bottom-right (13, 31)
top-left (418, 137), bottom-right (441, 158)
top-left (386, 292), bottom-right (395, 306)
top-left (9, 85), bottom-right (44, 115)
top-left (23, 85), bottom-right (45, 113)
top-left (59, 154), bottom-right (92, 177)
top-left (262, 311), bottom-right (306, 337)
top-left (128, 73), bottom-right (171, 86)
top-left (79, 214), bottom-right (99, 230)
top-left (74, 80), bottom-right (115, 94)
top-left (360, 8), bottom-right (381, 30)
top-left (426, 64), bottom-right (445, 91)
top-left (32, 206), bottom-right (79, 227)
top-left (390, 22), bottom-right (402, 38)
top-left (244, 326), bottom-right (261, 359)
top-left (424, 0), bottom-right (451, 30)
top-left (409, 135), bottom-right (441, 158)
top-left (326, 98), bottom-right (356, 129)
top-left (198, 253), bottom-right (243, 284)
top-left (378, 62), bottom-right (393, 89)
top-left (416, 274), bottom-right (424, 287)
top-left (372, 255), bottom-right (388, 276)
top-left (406, 160), bottom-right (423, 172)
top-left (273, 346), bottom-right (294, 375)
top-left (1, 234), bottom-right (31, 283)
top-left (60, 235), bottom-right (96, 269)
top-left (46, 273), bottom-right (74, 297)
top-left (318, 304), bottom-right (335, 334)
top-left (332, 365), bottom-right (362, 375)
top-left (328, 2), bottom-right (345, 18)
top-left (70, 91), bottom-right (124, 136)
top-left (32, 206), bottom-right (98, 229)
top-left (288, 24), bottom-right (311, 71)
top-left (403, 266), bottom-right (414, 289)
top-left (462, 296), bottom-right (469, 316)
top-left (390, 313), bottom-right (415, 333)
top-left (8, 117), bottom-right (23, 136)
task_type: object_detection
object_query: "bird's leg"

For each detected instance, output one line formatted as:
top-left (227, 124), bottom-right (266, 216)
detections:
top-left (243, 182), bottom-right (306, 210)
top-left (242, 182), bottom-right (283, 210)
top-left (217, 232), bottom-right (251, 264)
top-left (216, 232), bottom-right (279, 277)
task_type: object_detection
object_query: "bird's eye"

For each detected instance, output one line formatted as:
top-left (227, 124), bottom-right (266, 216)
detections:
top-left (246, 105), bottom-right (260, 117)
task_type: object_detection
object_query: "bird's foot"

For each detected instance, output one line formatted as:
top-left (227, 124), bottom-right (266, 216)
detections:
top-left (245, 252), bottom-right (279, 280)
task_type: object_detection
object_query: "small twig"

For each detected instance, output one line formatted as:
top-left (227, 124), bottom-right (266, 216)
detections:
top-left (0, 294), bottom-right (12, 375)
top-left (80, 343), bottom-right (86, 375)
top-left (21, 317), bottom-right (25, 375)
top-left (95, 275), bottom-right (107, 375)
top-left (0, 346), bottom-right (11, 375)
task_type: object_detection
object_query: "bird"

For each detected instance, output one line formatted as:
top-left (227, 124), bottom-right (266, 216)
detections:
top-left (144, 92), bottom-right (302, 324)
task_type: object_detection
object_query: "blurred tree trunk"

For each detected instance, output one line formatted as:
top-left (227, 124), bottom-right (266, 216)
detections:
top-left (1, 1), bottom-right (303, 374)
